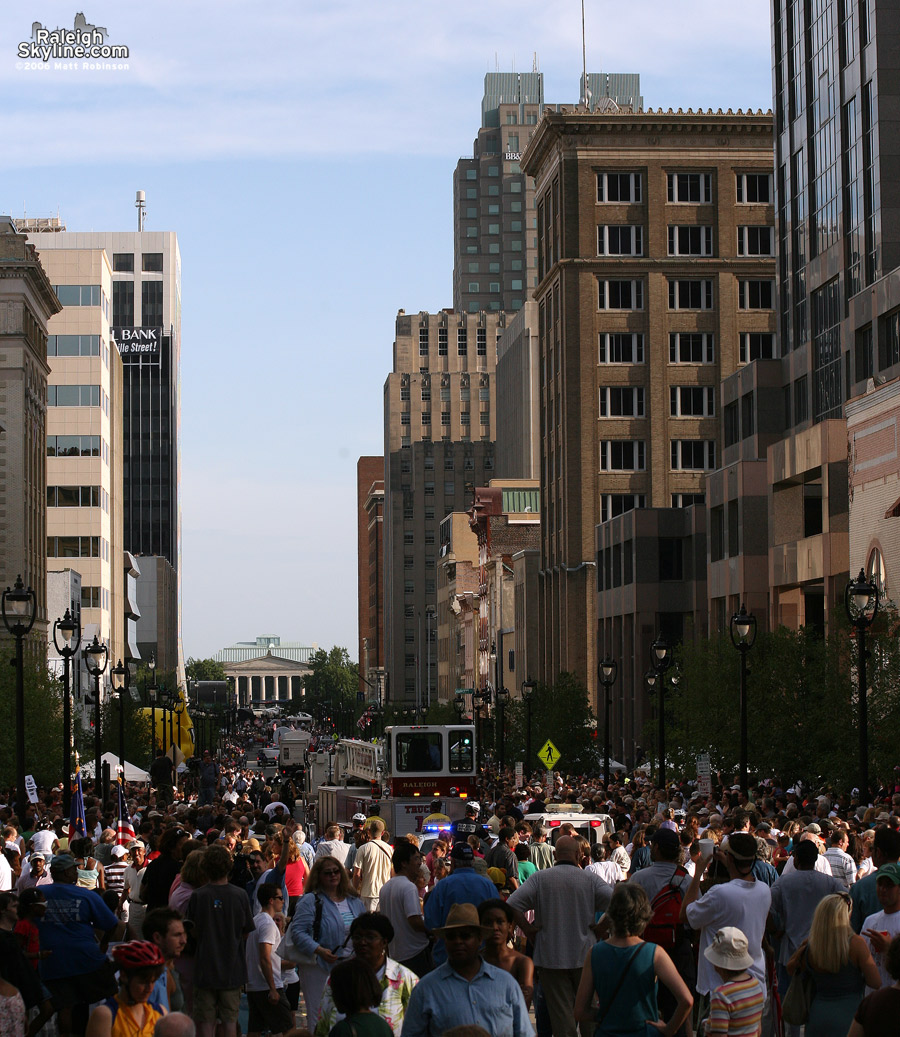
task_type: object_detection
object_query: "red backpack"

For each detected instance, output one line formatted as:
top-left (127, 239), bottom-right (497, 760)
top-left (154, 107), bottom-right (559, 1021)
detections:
top-left (643, 866), bottom-right (689, 951)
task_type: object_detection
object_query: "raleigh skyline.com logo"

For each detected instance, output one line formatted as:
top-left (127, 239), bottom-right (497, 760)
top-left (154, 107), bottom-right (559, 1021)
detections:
top-left (18, 12), bottom-right (129, 62)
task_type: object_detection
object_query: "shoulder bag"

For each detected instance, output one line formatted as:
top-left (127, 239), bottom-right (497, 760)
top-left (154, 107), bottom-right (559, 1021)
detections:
top-left (781, 947), bottom-right (814, 1026)
top-left (277, 893), bottom-right (323, 966)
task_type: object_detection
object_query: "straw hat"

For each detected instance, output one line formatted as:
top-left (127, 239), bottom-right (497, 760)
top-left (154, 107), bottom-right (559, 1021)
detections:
top-left (434, 903), bottom-right (491, 936)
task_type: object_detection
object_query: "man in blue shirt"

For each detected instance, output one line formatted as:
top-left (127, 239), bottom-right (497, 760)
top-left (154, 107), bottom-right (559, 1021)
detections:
top-left (401, 902), bottom-right (532, 1036)
top-left (423, 843), bottom-right (496, 965)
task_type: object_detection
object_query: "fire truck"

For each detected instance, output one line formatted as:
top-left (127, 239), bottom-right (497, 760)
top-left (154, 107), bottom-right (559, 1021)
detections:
top-left (315, 724), bottom-right (476, 838)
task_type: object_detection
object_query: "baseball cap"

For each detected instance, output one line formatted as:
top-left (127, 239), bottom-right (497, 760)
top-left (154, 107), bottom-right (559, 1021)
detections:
top-left (450, 843), bottom-right (474, 863)
top-left (651, 829), bottom-right (680, 853)
top-left (875, 862), bottom-right (900, 886)
top-left (30, 852), bottom-right (45, 861)
top-left (49, 853), bottom-right (77, 873)
top-left (725, 833), bottom-right (759, 862)
top-left (110, 845), bottom-right (128, 858)
top-left (127, 840), bottom-right (145, 851)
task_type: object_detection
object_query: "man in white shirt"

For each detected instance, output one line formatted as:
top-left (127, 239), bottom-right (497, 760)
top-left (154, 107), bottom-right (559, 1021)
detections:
top-left (779, 832), bottom-right (833, 877)
top-left (245, 882), bottom-right (294, 1037)
top-left (352, 819), bottom-right (394, 912)
top-left (683, 833), bottom-right (772, 1000)
top-left (378, 841), bottom-right (433, 976)
top-left (314, 824), bottom-right (350, 866)
top-left (0, 850), bottom-right (11, 892)
top-left (861, 862), bottom-right (900, 993)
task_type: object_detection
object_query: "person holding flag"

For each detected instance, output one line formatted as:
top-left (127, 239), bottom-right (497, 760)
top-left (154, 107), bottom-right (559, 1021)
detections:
top-left (115, 772), bottom-right (136, 848)
top-left (69, 759), bottom-right (88, 846)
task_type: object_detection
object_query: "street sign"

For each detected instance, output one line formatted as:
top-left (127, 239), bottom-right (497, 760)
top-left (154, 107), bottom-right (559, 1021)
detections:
top-left (697, 753), bottom-right (711, 797)
top-left (455, 688), bottom-right (471, 696)
top-left (24, 774), bottom-right (39, 804)
top-left (538, 739), bottom-right (561, 770)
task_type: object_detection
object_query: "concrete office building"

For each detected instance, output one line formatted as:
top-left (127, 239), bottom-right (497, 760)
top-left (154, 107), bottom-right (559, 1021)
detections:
top-left (496, 300), bottom-right (540, 480)
top-left (521, 106), bottom-right (775, 711)
top-left (384, 310), bottom-right (505, 706)
top-left (767, 0), bottom-right (900, 627)
top-left (38, 244), bottom-right (126, 669)
top-left (452, 71), bottom-right (641, 316)
top-left (25, 219), bottom-right (182, 665)
top-left (436, 512), bottom-right (481, 704)
top-left (0, 216), bottom-right (60, 643)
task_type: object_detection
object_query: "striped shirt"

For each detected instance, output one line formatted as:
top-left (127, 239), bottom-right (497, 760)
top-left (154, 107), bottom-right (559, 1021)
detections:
top-left (104, 860), bottom-right (129, 895)
top-left (708, 975), bottom-right (764, 1036)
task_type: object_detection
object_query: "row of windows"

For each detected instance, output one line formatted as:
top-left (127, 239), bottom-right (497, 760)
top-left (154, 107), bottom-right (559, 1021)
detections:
top-left (419, 327), bottom-right (490, 356)
top-left (596, 171), bottom-right (772, 205)
top-left (53, 284), bottom-right (110, 319)
top-left (400, 411), bottom-right (489, 425)
top-left (47, 536), bottom-right (109, 559)
top-left (402, 386), bottom-right (490, 402)
top-left (597, 385), bottom-right (714, 418)
top-left (47, 485), bottom-right (109, 510)
top-left (599, 439), bottom-right (716, 472)
top-left (47, 334), bottom-right (101, 357)
top-left (598, 273), bottom-right (774, 311)
top-left (598, 493), bottom-right (704, 524)
top-left (80, 586), bottom-right (109, 611)
top-left (112, 253), bottom-right (163, 273)
top-left (47, 384), bottom-right (108, 412)
top-left (597, 332), bottom-right (773, 365)
top-left (46, 435), bottom-right (109, 463)
top-left (595, 225), bottom-right (772, 258)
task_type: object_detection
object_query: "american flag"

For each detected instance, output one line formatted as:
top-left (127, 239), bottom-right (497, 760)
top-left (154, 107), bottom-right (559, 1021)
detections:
top-left (69, 762), bottom-right (86, 843)
top-left (115, 774), bottom-right (135, 846)
top-left (357, 707), bottom-right (373, 732)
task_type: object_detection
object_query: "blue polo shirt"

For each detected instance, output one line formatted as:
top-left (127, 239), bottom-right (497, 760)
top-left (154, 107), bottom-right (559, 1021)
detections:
top-left (38, 883), bottom-right (119, 981)
top-left (422, 868), bottom-right (497, 965)
top-left (400, 960), bottom-right (532, 1037)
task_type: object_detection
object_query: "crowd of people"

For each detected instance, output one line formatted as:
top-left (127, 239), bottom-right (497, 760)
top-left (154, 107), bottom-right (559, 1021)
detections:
top-left (2, 728), bottom-right (900, 1037)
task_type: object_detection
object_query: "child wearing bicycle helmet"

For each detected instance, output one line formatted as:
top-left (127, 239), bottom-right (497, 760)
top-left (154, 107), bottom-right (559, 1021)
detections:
top-left (85, 941), bottom-right (167, 1037)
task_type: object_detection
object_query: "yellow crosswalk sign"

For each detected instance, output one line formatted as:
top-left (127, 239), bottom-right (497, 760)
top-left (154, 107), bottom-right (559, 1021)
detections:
top-left (538, 739), bottom-right (561, 770)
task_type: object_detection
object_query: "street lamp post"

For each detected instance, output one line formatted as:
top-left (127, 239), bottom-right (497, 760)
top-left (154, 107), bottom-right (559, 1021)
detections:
top-left (845, 568), bottom-right (880, 804)
top-left (110, 660), bottom-right (129, 778)
top-left (650, 634), bottom-right (671, 788)
top-left (729, 603), bottom-right (758, 796)
top-left (598, 658), bottom-right (618, 788)
top-left (173, 694), bottom-right (186, 787)
top-left (52, 607), bottom-right (81, 814)
top-left (522, 679), bottom-right (536, 776)
top-left (2, 576), bottom-right (38, 822)
top-left (84, 635), bottom-right (109, 797)
top-left (146, 654), bottom-right (157, 760)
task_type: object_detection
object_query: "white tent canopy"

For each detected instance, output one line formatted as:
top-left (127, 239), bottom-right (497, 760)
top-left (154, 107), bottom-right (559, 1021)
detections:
top-left (80, 753), bottom-right (151, 783)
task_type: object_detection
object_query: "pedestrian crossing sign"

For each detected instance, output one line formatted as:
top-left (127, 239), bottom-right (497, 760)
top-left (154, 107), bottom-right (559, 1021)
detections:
top-left (538, 739), bottom-right (561, 770)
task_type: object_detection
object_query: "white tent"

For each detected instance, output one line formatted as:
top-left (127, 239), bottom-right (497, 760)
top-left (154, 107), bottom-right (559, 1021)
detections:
top-left (80, 753), bottom-right (151, 783)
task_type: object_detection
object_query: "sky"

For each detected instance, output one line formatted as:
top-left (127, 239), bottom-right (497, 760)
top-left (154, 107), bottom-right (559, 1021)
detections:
top-left (0, 1), bottom-right (775, 662)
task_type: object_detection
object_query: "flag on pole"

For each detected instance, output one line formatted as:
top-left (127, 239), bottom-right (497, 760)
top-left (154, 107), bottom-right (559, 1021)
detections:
top-left (115, 774), bottom-right (135, 847)
top-left (69, 763), bottom-right (86, 843)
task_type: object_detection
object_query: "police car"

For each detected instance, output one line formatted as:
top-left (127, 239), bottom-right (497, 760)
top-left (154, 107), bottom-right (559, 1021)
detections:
top-left (523, 804), bottom-right (614, 847)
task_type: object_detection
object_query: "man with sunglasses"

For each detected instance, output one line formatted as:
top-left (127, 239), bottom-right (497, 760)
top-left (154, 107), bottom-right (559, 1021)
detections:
top-left (246, 882), bottom-right (294, 1037)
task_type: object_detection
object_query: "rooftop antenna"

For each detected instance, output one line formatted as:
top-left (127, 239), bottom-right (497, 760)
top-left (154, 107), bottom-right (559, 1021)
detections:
top-left (533, 51), bottom-right (538, 73)
top-left (135, 190), bottom-right (146, 231)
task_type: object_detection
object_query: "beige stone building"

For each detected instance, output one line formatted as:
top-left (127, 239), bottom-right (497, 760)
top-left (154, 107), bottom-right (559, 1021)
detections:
top-left (0, 217), bottom-right (61, 642)
top-left (521, 106), bottom-right (775, 709)
top-left (40, 246), bottom-right (126, 670)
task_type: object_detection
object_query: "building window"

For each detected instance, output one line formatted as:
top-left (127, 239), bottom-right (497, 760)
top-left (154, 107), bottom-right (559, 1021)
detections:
top-left (460, 386), bottom-right (470, 402)
top-left (421, 386), bottom-right (431, 402)
top-left (599, 387), bottom-right (645, 417)
top-left (598, 225), bottom-right (643, 256)
top-left (142, 253), bottom-right (163, 272)
top-left (671, 439), bottom-right (716, 471)
top-left (467, 282), bottom-right (478, 293)
top-left (477, 328), bottom-right (487, 355)
top-left (438, 328), bottom-right (448, 355)
top-left (668, 279), bottom-right (713, 310)
top-left (599, 494), bottom-right (646, 523)
top-left (738, 280), bottom-right (775, 308)
top-left (597, 172), bottom-right (641, 203)
top-left (81, 586), bottom-right (102, 609)
top-left (47, 536), bottom-right (102, 558)
top-left (599, 333), bottom-right (644, 364)
top-left (724, 401), bottom-right (740, 447)
top-left (489, 282), bottom-right (500, 292)
top-left (880, 310), bottom-right (900, 369)
top-left (113, 253), bottom-right (134, 272)
top-left (672, 493), bottom-right (705, 508)
top-left (598, 279), bottom-right (643, 310)
top-left (53, 284), bottom-right (102, 306)
top-left (142, 281), bottom-right (162, 325)
top-left (47, 485), bottom-right (104, 508)
top-left (669, 333), bottom-right (715, 364)
top-left (794, 377), bottom-right (809, 424)
top-left (658, 538), bottom-right (684, 581)
top-left (461, 412), bottom-right (470, 425)
top-left (736, 173), bottom-right (773, 203)
top-left (466, 227), bottom-right (478, 238)
top-left (400, 382), bottom-right (410, 401)
top-left (670, 386), bottom-right (715, 417)
top-left (741, 391), bottom-right (755, 438)
top-left (739, 333), bottom-right (777, 363)
top-left (419, 328), bottom-right (429, 355)
top-left (404, 556), bottom-right (414, 569)
top-left (737, 226), bottom-right (774, 255)
top-left (47, 384), bottom-right (103, 408)
top-left (599, 441), bottom-right (646, 471)
top-left (667, 226), bottom-right (713, 256)
top-left (46, 435), bottom-right (103, 458)
top-left (112, 281), bottom-right (134, 326)
top-left (422, 410), bottom-right (431, 423)
top-left (46, 335), bottom-right (100, 357)
top-left (855, 325), bottom-right (874, 381)
top-left (667, 173), bottom-right (712, 203)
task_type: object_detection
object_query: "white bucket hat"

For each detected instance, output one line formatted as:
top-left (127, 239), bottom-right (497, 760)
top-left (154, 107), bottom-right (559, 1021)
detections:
top-left (703, 927), bottom-right (754, 970)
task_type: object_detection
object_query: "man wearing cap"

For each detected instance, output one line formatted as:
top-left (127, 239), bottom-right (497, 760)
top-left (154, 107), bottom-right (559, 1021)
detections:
top-left (628, 829), bottom-right (694, 1037)
top-left (860, 861), bottom-right (900, 993)
top-left (352, 818), bottom-right (393, 912)
top-left (507, 834), bottom-right (613, 1037)
top-left (400, 902), bottom-right (532, 1037)
top-left (16, 852), bottom-right (51, 892)
top-left (450, 803), bottom-right (482, 845)
top-left (851, 827), bottom-right (900, 932)
top-left (682, 832), bottom-right (772, 1007)
top-left (39, 853), bottom-right (127, 1036)
top-left (423, 842), bottom-right (496, 966)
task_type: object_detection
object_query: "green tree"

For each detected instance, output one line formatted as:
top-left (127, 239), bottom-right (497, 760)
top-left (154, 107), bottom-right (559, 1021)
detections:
top-left (0, 649), bottom-right (64, 791)
top-left (185, 657), bottom-right (226, 682)
top-left (99, 690), bottom-right (152, 772)
top-left (303, 647), bottom-right (360, 735)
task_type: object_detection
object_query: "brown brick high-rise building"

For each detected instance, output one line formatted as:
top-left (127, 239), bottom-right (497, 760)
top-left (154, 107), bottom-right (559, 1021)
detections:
top-left (357, 456), bottom-right (384, 700)
top-left (521, 107), bottom-right (775, 711)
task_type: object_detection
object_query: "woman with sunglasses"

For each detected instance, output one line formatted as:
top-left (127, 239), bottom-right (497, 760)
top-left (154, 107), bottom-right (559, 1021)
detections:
top-left (288, 858), bottom-right (365, 1030)
top-left (313, 912), bottom-right (418, 1036)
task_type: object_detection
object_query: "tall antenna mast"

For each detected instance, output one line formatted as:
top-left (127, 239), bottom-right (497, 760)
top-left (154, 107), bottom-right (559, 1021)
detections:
top-left (135, 190), bottom-right (146, 231)
top-left (581, 0), bottom-right (588, 108)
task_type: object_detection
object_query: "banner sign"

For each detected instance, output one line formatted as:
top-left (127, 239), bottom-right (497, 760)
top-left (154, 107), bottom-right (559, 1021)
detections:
top-left (113, 327), bottom-right (162, 357)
